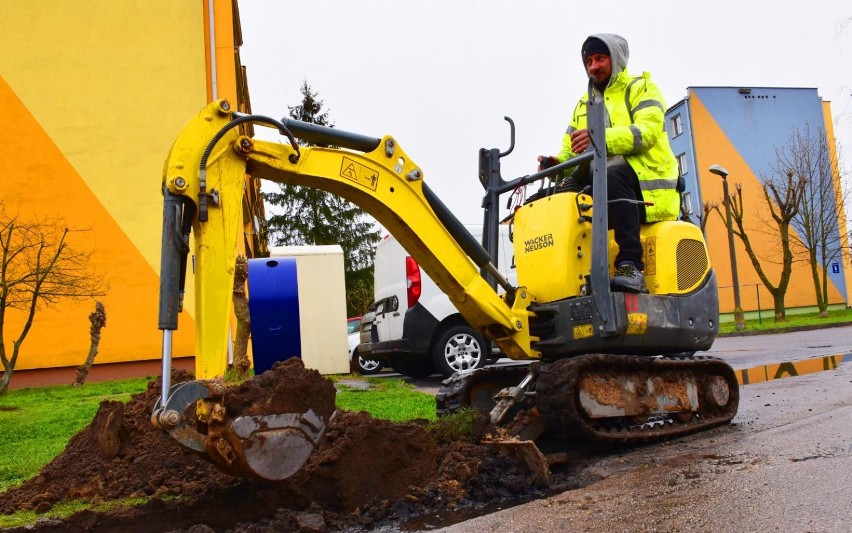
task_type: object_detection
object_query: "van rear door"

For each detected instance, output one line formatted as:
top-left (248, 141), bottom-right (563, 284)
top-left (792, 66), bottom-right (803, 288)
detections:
top-left (372, 233), bottom-right (409, 343)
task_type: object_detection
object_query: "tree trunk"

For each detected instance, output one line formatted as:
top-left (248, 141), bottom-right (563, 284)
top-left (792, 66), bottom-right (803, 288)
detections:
top-left (772, 292), bottom-right (787, 322)
top-left (0, 363), bottom-right (11, 395)
top-left (74, 301), bottom-right (107, 387)
top-left (232, 256), bottom-right (251, 380)
top-left (807, 251), bottom-right (829, 318)
top-left (819, 262), bottom-right (829, 318)
top-left (818, 252), bottom-right (830, 318)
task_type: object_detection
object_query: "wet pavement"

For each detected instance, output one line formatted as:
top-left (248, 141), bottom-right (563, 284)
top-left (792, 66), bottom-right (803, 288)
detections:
top-left (429, 361), bottom-right (852, 532)
top-left (705, 323), bottom-right (852, 368)
top-left (193, 328), bottom-right (852, 531)
top-left (378, 324), bottom-right (852, 394)
top-left (367, 326), bottom-right (852, 531)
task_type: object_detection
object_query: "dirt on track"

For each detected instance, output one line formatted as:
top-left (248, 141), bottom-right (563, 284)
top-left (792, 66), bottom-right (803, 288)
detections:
top-left (1, 358), bottom-right (579, 532)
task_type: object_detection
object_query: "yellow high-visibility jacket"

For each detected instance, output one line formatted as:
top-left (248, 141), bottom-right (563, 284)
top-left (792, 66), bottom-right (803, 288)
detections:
top-left (557, 35), bottom-right (680, 222)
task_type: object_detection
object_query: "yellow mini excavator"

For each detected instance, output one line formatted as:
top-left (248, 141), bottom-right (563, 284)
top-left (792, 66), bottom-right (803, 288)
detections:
top-left (152, 86), bottom-right (738, 481)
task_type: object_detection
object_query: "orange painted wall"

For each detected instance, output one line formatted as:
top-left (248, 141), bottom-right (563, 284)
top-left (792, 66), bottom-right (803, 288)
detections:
top-left (689, 93), bottom-right (845, 313)
top-left (0, 1), bottom-right (243, 375)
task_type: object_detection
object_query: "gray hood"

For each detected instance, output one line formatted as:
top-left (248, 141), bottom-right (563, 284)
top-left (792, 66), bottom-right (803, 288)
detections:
top-left (582, 33), bottom-right (630, 82)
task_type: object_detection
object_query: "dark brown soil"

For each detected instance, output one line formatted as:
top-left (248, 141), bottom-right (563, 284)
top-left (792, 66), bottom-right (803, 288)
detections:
top-left (1, 358), bottom-right (581, 532)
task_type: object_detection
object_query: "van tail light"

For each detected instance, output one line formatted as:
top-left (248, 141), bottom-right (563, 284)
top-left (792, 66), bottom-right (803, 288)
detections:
top-left (405, 256), bottom-right (421, 308)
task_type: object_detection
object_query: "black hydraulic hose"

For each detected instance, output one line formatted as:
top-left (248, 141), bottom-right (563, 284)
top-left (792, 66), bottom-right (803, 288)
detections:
top-left (279, 118), bottom-right (382, 153)
top-left (196, 113), bottom-right (383, 222)
top-left (199, 114), bottom-right (300, 172)
top-left (197, 114), bottom-right (301, 221)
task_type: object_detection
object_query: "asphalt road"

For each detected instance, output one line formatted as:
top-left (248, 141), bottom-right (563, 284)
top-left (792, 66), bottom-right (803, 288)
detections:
top-left (385, 327), bottom-right (852, 532)
top-left (429, 361), bottom-right (852, 532)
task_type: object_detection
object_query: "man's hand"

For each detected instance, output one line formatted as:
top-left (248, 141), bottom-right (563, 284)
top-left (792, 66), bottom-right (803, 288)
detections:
top-left (570, 129), bottom-right (591, 154)
top-left (537, 155), bottom-right (558, 171)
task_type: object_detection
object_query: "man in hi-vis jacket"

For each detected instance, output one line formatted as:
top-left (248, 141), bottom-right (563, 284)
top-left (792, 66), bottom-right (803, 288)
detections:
top-left (539, 33), bottom-right (680, 294)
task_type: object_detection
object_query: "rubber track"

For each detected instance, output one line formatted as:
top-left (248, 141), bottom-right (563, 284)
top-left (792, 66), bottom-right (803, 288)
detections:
top-left (536, 354), bottom-right (740, 444)
top-left (436, 355), bottom-right (740, 445)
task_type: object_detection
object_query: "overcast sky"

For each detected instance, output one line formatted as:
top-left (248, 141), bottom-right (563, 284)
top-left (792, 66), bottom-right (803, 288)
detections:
top-left (237, 0), bottom-right (852, 226)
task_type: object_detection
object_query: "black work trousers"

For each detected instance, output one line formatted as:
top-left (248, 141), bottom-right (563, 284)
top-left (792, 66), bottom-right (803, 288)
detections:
top-left (604, 164), bottom-right (644, 270)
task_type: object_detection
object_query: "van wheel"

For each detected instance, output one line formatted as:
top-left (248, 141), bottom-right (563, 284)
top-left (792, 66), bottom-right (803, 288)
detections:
top-left (391, 359), bottom-right (436, 378)
top-left (432, 325), bottom-right (487, 378)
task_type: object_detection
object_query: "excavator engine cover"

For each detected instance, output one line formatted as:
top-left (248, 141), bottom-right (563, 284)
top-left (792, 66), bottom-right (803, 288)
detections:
top-left (513, 192), bottom-right (714, 301)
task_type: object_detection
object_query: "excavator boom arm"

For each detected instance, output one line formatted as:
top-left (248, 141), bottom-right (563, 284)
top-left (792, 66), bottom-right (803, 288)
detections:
top-left (160, 101), bottom-right (538, 383)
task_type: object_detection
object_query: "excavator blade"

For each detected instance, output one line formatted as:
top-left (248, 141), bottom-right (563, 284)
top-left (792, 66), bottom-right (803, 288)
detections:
top-left (482, 433), bottom-right (551, 485)
top-left (438, 365), bottom-right (553, 483)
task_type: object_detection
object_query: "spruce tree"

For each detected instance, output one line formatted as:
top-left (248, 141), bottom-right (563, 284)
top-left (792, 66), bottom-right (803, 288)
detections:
top-left (263, 81), bottom-right (380, 315)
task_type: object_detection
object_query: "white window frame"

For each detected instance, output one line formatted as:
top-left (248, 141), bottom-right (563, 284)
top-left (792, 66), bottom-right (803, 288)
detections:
top-left (677, 153), bottom-right (688, 177)
top-left (671, 114), bottom-right (683, 137)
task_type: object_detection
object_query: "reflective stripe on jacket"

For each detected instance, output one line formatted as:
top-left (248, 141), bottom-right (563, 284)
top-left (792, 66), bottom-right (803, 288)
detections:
top-left (557, 69), bottom-right (680, 222)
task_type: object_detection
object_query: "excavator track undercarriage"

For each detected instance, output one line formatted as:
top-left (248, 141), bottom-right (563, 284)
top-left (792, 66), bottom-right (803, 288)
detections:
top-left (437, 353), bottom-right (739, 446)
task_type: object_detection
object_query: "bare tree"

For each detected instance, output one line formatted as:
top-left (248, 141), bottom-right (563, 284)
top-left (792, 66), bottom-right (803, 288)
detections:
top-left (700, 201), bottom-right (716, 234)
top-left (780, 125), bottom-right (848, 317)
top-left (0, 204), bottom-right (108, 394)
top-left (711, 171), bottom-right (805, 322)
top-left (73, 301), bottom-right (107, 386)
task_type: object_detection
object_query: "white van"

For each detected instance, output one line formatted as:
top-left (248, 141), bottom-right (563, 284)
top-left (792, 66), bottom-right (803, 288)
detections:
top-left (357, 225), bottom-right (516, 378)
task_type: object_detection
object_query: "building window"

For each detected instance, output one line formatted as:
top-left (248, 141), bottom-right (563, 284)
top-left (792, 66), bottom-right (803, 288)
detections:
top-left (671, 114), bottom-right (683, 137)
top-left (677, 153), bottom-right (688, 176)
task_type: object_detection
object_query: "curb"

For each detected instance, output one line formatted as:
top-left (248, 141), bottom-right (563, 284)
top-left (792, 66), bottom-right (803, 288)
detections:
top-left (718, 321), bottom-right (852, 338)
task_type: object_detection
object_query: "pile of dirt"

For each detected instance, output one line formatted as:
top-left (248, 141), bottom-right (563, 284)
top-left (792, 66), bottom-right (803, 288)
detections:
top-left (1, 358), bottom-right (558, 532)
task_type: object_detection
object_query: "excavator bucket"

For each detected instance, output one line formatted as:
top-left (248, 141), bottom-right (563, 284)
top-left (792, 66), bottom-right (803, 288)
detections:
top-left (205, 407), bottom-right (328, 480)
top-left (152, 359), bottom-right (336, 480)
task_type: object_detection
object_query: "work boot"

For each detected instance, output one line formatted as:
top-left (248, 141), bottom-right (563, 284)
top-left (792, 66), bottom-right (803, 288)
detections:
top-left (611, 262), bottom-right (648, 293)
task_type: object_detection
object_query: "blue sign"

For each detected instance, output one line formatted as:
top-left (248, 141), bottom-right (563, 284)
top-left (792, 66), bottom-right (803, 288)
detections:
top-left (832, 262), bottom-right (840, 274)
top-left (248, 257), bottom-right (301, 374)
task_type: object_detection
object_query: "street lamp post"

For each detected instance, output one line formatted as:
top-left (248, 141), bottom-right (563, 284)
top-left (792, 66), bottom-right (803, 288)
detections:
top-left (709, 164), bottom-right (746, 331)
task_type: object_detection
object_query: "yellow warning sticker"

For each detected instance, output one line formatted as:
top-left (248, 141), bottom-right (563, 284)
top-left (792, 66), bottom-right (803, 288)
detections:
top-left (626, 313), bottom-right (648, 335)
top-left (644, 237), bottom-right (656, 275)
top-left (340, 157), bottom-right (379, 191)
top-left (573, 324), bottom-right (594, 339)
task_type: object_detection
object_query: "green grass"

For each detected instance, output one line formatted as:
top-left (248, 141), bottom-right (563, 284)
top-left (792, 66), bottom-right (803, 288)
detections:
top-left (334, 377), bottom-right (437, 422)
top-left (0, 378), bottom-right (150, 493)
top-left (718, 307), bottom-right (852, 335)
top-left (0, 496), bottom-right (150, 529)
